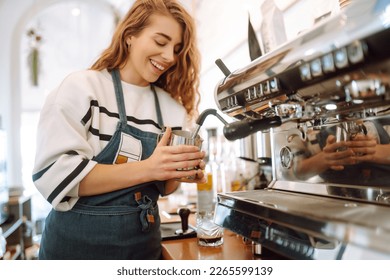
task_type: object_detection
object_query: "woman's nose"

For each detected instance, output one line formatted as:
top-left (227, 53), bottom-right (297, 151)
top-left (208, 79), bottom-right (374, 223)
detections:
top-left (161, 46), bottom-right (175, 63)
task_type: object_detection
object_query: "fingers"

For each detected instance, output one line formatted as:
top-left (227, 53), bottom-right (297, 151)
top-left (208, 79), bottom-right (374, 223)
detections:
top-left (157, 127), bottom-right (172, 146)
top-left (347, 138), bottom-right (376, 155)
top-left (351, 146), bottom-right (376, 156)
top-left (326, 135), bottom-right (336, 145)
top-left (166, 158), bottom-right (203, 171)
top-left (166, 155), bottom-right (206, 182)
top-left (164, 147), bottom-right (205, 166)
top-left (324, 135), bottom-right (349, 153)
top-left (323, 136), bottom-right (357, 168)
top-left (321, 133), bottom-right (378, 170)
top-left (170, 144), bottom-right (203, 154)
top-left (347, 138), bottom-right (376, 148)
top-left (350, 134), bottom-right (376, 142)
top-left (150, 144), bottom-right (206, 181)
top-left (329, 165), bottom-right (345, 171)
top-left (323, 142), bottom-right (351, 155)
top-left (198, 159), bottom-right (206, 170)
top-left (175, 168), bottom-right (207, 183)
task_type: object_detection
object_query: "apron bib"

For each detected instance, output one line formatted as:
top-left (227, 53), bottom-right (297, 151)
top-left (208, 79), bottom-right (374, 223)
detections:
top-left (39, 69), bottom-right (165, 260)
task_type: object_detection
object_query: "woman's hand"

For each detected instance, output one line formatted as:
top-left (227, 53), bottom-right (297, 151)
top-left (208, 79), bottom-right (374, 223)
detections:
top-left (322, 135), bottom-right (357, 170)
top-left (346, 134), bottom-right (377, 163)
top-left (145, 127), bottom-right (206, 182)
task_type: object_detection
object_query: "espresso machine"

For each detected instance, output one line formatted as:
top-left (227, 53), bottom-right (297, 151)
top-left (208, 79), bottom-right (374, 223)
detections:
top-left (213, 0), bottom-right (390, 259)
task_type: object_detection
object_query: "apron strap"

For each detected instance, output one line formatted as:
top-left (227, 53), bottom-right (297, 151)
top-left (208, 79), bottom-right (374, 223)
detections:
top-left (373, 120), bottom-right (390, 144)
top-left (111, 69), bottom-right (165, 129)
top-left (111, 69), bottom-right (128, 125)
top-left (151, 84), bottom-right (164, 129)
top-left (134, 192), bottom-right (155, 232)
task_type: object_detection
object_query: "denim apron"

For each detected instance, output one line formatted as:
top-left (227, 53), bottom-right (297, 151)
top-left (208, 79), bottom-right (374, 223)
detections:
top-left (39, 69), bottom-right (165, 260)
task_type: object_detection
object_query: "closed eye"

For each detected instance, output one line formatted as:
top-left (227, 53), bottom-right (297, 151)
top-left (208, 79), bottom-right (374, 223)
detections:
top-left (154, 40), bottom-right (182, 55)
top-left (155, 40), bottom-right (166, 47)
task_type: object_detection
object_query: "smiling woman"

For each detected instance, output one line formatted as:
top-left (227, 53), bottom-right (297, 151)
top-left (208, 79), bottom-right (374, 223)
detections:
top-left (32, 0), bottom-right (205, 260)
top-left (91, 0), bottom-right (201, 118)
top-left (120, 14), bottom-right (184, 86)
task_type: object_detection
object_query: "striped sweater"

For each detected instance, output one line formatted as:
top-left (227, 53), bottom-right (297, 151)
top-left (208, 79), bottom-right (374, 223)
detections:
top-left (32, 69), bottom-right (188, 211)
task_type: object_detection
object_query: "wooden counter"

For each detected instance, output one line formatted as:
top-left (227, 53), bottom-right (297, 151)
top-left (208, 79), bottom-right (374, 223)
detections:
top-left (158, 196), bottom-right (258, 260)
top-left (158, 195), bottom-right (285, 260)
top-left (162, 229), bottom-right (260, 260)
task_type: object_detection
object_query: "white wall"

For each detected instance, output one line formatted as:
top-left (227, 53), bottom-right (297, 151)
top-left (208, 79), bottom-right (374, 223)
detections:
top-left (0, 0), bottom-right (34, 187)
top-left (0, 0), bottom-right (130, 188)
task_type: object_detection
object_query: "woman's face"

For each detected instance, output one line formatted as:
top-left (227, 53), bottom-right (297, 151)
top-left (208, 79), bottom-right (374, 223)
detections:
top-left (122, 13), bottom-right (183, 86)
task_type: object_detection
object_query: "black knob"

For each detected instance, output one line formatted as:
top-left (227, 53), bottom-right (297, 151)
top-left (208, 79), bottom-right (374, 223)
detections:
top-left (215, 58), bottom-right (231, 77)
top-left (177, 208), bottom-right (190, 232)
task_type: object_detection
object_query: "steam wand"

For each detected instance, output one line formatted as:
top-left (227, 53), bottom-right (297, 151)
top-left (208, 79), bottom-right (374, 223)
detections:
top-left (191, 108), bottom-right (282, 141)
top-left (191, 109), bottom-right (228, 138)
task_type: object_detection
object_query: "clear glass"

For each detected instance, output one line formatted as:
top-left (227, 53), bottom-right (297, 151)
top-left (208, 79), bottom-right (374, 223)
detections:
top-left (196, 211), bottom-right (224, 247)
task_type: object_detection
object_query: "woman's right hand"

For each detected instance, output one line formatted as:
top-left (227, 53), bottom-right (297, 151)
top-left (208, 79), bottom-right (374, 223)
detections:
top-left (145, 127), bottom-right (206, 181)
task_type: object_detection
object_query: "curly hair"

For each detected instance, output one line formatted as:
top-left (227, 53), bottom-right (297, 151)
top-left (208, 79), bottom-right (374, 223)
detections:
top-left (90, 0), bottom-right (201, 119)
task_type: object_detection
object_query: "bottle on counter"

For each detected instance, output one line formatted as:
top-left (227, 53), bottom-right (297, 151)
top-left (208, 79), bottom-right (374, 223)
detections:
top-left (196, 172), bottom-right (214, 214)
top-left (205, 128), bottom-right (224, 193)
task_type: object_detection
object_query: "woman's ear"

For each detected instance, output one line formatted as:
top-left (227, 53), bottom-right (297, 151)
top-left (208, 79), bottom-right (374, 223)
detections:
top-left (126, 37), bottom-right (132, 46)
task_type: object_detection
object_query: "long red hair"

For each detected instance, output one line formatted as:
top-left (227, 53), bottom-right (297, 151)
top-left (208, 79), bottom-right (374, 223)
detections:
top-left (91, 0), bottom-right (201, 119)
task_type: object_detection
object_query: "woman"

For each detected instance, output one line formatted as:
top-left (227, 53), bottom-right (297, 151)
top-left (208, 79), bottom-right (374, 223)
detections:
top-left (33, 0), bottom-right (205, 260)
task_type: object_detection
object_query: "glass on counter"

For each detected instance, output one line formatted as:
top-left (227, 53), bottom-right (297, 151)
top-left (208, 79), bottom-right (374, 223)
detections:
top-left (196, 173), bottom-right (223, 247)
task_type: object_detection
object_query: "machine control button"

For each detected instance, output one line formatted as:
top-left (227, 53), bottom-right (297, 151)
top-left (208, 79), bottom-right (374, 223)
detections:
top-left (322, 53), bottom-right (335, 73)
top-left (334, 47), bottom-right (349, 69)
top-left (257, 83), bottom-right (263, 97)
top-left (263, 80), bottom-right (271, 95)
top-left (226, 97), bottom-right (231, 108)
top-left (347, 40), bottom-right (365, 64)
top-left (251, 86), bottom-right (257, 99)
top-left (245, 87), bottom-right (257, 101)
top-left (310, 58), bottom-right (322, 77)
top-left (270, 77), bottom-right (279, 92)
top-left (299, 63), bottom-right (311, 81)
top-left (245, 88), bottom-right (252, 101)
top-left (230, 95), bottom-right (237, 107)
top-left (224, 95), bottom-right (240, 110)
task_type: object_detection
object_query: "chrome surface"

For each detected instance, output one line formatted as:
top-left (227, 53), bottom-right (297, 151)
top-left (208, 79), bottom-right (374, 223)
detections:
top-left (214, 0), bottom-right (390, 259)
top-left (215, 0), bottom-right (390, 122)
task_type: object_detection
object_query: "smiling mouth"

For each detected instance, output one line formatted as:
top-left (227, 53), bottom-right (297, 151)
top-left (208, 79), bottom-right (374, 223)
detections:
top-left (150, 59), bottom-right (165, 71)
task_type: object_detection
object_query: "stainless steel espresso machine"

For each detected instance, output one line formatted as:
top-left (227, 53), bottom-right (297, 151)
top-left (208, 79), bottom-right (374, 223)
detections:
top-left (213, 0), bottom-right (390, 259)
